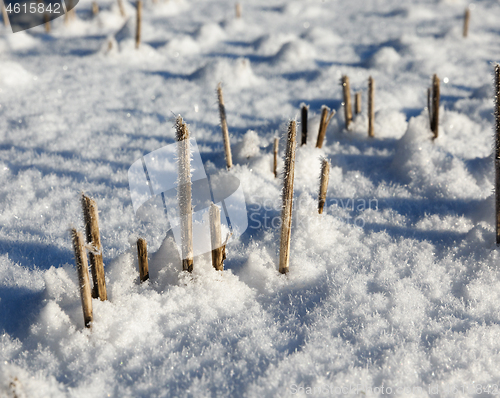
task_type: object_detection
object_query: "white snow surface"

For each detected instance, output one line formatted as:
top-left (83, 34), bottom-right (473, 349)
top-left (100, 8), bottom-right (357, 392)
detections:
top-left (0, 0), bottom-right (500, 396)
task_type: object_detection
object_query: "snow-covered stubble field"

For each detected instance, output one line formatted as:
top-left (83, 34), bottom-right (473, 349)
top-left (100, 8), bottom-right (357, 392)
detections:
top-left (1, 0), bottom-right (500, 396)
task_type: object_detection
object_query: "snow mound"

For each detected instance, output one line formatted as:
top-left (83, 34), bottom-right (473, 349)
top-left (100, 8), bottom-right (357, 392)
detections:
top-left (4, 31), bottom-right (38, 51)
top-left (253, 33), bottom-right (296, 55)
top-left (368, 47), bottom-right (401, 70)
top-left (392, 115), bottom-right (483, 199)
top-left (271, 40), bottom-right (316, 66)
top-left (163, 35), bottom-right (200, 55)
top-left (194, 23), bottom-right (226, 45)
top-left (0, 61), bottom-right (33, 87)
top-left (233, 130), bottom-right (261, 161)
top-left (301, 27), bottom-right (342, 46)
top-left (189, 58), bottom-right (260, 88)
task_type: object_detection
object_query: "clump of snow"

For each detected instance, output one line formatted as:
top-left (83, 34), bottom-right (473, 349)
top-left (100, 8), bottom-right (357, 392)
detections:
top-left (190, 58), bottom-right (260, 88)
top-left (271, 40), bottom-right (316, 67)
top-left (392, 115), bottom-right (484, 199)
top-left (368, 46), bottom-right (401, 71)
top-left (301, 27), bottom-right (342, 47)
top-left (194, 23), bottom-right (226, 46)
top-left (0, 61), bottom-right (33, 87)
top-left (233, 130), bottom-right (261, 161)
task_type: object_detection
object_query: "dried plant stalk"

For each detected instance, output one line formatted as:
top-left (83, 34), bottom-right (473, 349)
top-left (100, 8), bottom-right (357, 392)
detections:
top-left (209, 204), bottom-right (225, 271)
top-left (368, 76), bottom-right (375, 138)
top-left (217, 83), bottom-right (233, 169)
top-left (137, 238), bottom-right (149, 282)
top-left (235, 2), bottom-right (241, 18)
top-left (463, 8), bottom-right (470, 38)
top-left (427, 87), bottom-right (432, 127)
top-left (44, 12), bottom-right (50, 32)
top-left (82, 194), bottom-right (107, 301)
top-left (342, 75), bottom-right (353, 130)
top-left (495, 64), bottom-right (500, 244)
top-left (92, 1), bottom-right (99, 16)
top-left (301, 104), bottom-right (308, 146)
top-left (279, 121), bottom-right (297, 274)
top-left (117, 0), bottom-right (126, 17)
top-left (315, 106), bottom-right (336, 149)
top-left (273, 137), bottom-right (279, 178)
top-left (135, 0), bottom-right (142, 49)
top-left (176, 116), bottom-right (194, 272)
top-left (1, 0), bottom-right (9, 28)
top-left (430, 74), bottom-right (440, 139)
top-left (355, 92), bottom-right (361, 115)
top-left (318, 159), bottom-right (330, 214)
top-left (71, 228), bottom-right (93, 328)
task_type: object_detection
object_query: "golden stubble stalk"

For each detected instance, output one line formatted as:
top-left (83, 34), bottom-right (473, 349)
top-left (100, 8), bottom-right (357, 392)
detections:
top-left (318, 159), bottom-right (330, 214)
top-left (495, 65), bottom-right (500, 244)
top-left (137, 238), bottom-right (149, 282)
top-left (316, 106), bottom-right (335, 148)
top-left (279, 121), bottom-right (297, 274)
top-left (176, 116), bottom-right (194, 272)
top-left (301, 104), bottom-right (308, 146)
top-left (355, 92), bottom-right (361, 115)
top-left (273, 137), bottom-right (279, 178)
top-left (209, 204), bottom-right (226, 271)
top-left (463, 7), bottom-right (470, 38)
top-left (81, 193), bottom-right (107, 301)
top-left (217, 83), bottom-right (233, 169)
top-left (429, 74), bottom-right (440, 139)
top-left (71, 228), bottom-right (93, 328)
top-left (135, 0), bottom-right (142, 49)
top-left (342, 75), bottom-right (353, 130)
top-left (368, 76), bottom-right (375, 138)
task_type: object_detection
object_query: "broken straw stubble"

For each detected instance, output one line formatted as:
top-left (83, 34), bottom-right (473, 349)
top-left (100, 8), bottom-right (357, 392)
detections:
top-left (217, 83), bottom-right (233, 169)
top-left (495, 64), bottom-right (500, 244)
top-left (71, 228), bottom-right (93, 328)
top-left (355, 92), bottom-right (361, 115)
top-left (315, 106), bottom-right (336, 148)
top-left (368, 77), bottom-right (375, 138)
top-left (342, 75), bottom-right (353, 130)
top-left (137, 238), bottom-right (149, 282)
top-left (135, 0), bottom-right (142, 49)
top-left (429, 74), bottom-right (440, 139)
top-left (463, 7), bottom-right (470, 38)
top-left (279, 121), bottom-right (297, 274)
top-left (273, 137), bottom-right (279, 178)
top-left (81, 194), bottom-right (107, 301)
top-left (301, 104), bottom-right (308, 146)
top-left (318, 159), bottom-right (330, 214)
top-left (176, 116), bottom-right (194, 272)
top-left (209, 204), bottom-right (225, 271)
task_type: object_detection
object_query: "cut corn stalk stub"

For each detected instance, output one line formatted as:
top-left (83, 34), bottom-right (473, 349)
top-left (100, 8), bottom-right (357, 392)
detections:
top-left (71, 228), bottom-right (93, 328)
top-left (316, 106), bottom-right (335, 149)
top-left (210, 203), bottom-right (225, 271)
top-left (342, 75), bottom-right (353, 130)
top-left (137, 238), bottom-right (149, 282)
top-left (279, 120), bottom-right (297, 274)
top-left (318, 159), bottom-right (330, 214)
top-left (495, 65), bottom-right (500, 244)
top-left (301, 104), bottom-right (308, 146)
top-left (81, 193), bottom-right (107, 301)
top-left (429, 74), bottom-right (440, 139)
top-left (217, 83), bottom-right (233, 169)
top-left (176, 116), bottom-right (194, 272)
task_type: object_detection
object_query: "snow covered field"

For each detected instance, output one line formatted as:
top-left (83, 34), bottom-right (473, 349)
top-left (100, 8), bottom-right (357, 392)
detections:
top-left (1, 0), bottom-right (500, 396)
